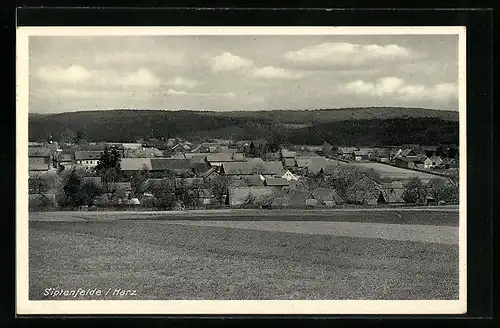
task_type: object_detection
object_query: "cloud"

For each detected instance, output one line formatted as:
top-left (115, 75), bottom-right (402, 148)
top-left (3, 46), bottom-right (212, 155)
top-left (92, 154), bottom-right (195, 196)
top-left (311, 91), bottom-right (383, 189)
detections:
top-left (37, 65), bottom-right (93, 83)
top-left (211, 52), bottom-right (254, 72)
top-left (36, 65), bottom-right (161, 88)
top-left (341, 77), bottom-right (457, 102)
top-left (167, 76), bottom-right (200, 89)
top-left (164, 89), bottom-right (236, 99)
top-left (284, 42), bottom-right (418, 69)
top-left (249, 66), bottom-right (305, 80)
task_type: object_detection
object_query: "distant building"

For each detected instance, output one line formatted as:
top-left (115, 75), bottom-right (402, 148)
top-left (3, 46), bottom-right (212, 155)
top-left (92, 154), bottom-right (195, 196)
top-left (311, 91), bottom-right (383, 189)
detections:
top-left (28, 147), bottom-right (52, 172)
top-left (220, 160), bottom-right (284, 178)
top-left (306, 188), bottom-right (344, 207)
top-left (353, 150), bottom-right (369, 161)
top-left (74, 150), bottom-right (104, 169)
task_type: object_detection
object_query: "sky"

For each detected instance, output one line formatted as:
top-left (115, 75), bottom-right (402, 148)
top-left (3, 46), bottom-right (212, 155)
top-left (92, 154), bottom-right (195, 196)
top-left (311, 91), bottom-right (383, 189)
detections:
top-left (28, 34), bottom-right (459, 113)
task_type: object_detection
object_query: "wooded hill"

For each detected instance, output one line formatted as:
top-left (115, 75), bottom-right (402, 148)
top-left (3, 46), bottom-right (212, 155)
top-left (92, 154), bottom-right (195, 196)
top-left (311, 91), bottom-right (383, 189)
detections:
top-left (28, 107), bottom-right (459, 146)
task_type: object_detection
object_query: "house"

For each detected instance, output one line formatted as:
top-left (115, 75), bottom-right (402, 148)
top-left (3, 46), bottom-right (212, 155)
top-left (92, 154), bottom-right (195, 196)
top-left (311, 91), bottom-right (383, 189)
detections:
top-left (122, 143), bottom-right (143, 150)
top-left (424, 156), bottom-right (444, 169)
top-left (287, 190), bottom-right (310, 208)
top-left (74, 150), bottom-right (104, 169)
top-left (202, 142), bottom-right (220, 153)
top-left (347, 175), bottom-right (382, 205)
top-left (291, 145), bottom-right (323, 152)
top-left (264, 177), bottom-right (290, 187)
top-left (441, 158), bottom-right (459, 169)
top-left (206, 153), bottom-right (246, 167)
top-left (282, 157), bottom-right (296, 168)
top-left (378, 181), bottom-right (405, 204)
top-left (29, 147), bottom-right (52, 172)
top-left (399, 148), bottom-right (418, 158)
top-left (394, 157), bottom-right (416, 169)
top-left (221, 161), bottom-right (285, 178)
top-left (307, 188), bottom-right (344, 207)
top-left (242, 174), bottom-right (265, 187)
top-left (200, 166), bottom-right (220, 182)
top-left (353, 150), bottom-right (369, 161)
top-left (175, 177), bottom-right (204, 190)
top-left (280, 149), bottom-right (297, 159)
top-left (287, 180), bottom-right (309, 192)
top-left (227, 186), bottom-right (275, 206)
top-left (198, 188), bottom-right (215, 205)
top-left (337, 147), bottom-right (358, 159)
top-left (120, 158), bottom-right (152, 174)
top-left (281, 170), bottom-right (299, 181)
top-left (150, 158), bottom-right (194, 177)
top-left (123, 147), bottom-right (163, 158)
top-left (421, 145), bottom-right (438, 157)
top-left (189, 144), bottom-right (210, 153)
top-left (56, 153), bottom-right (75, 170)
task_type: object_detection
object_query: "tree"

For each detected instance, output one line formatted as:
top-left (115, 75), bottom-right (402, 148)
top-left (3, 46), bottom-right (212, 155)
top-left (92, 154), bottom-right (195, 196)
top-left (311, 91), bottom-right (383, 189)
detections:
top-left (427, 179), bottom-right (459, 204)
top-left (95, 146), bottom-right (122, 184)
top-left (63, 169), bottom-right (82, 207)
top-left (130, 165), bottom-right (150, 196)
top-left (147, 179), bottom-right (177, 210)
top-left (402, 177), bottom-right (427, 204)
top-left (29, 174), bottom-right (49, 194)
top-left (255, 189), bottom-right (281, 209)
top-left (208, 175), bottom-right (230, 205)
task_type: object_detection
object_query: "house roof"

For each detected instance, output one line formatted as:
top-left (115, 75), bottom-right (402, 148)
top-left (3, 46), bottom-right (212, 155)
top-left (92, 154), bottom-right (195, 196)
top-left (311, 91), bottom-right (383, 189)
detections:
top-left (401, 149), bottom-right (416, 156)
top-left (222, 161), bottom-right (284, 176)
top-left (150, 158), bottom-right (192, 171)
top-left (228, 186), bottom-right (275, 205)
top-left (175, 178), bottom-right (204, 189)
top-left (264, 177), bottom-right (290, 186)
top-left (396, 157), bottom-right (418, 163)
top-left (29, 162), bottom-right (50, 171)
top-left (281, 149), bottom-right (297, 158)
top-left (288, 180), bottom-right (309, 192)
top-left (288, 190), bottom-right (310, 206)
top-left (283, 158), bottom-right (296, 167)
top-left (426, 177), bottom-right (456, 188)
top-left (311, 188), bottom-right (343, 203)
top-left (379, 187), bottom-right (405, 203)
top-left (206, 153), bottom-right (235, 163)
top-left (74, 150), bottom-right (104, 160)
top-left (353, 150), bottom-right (369, 156)
top-left (58, 153), bottom-right (74, 161)
top-left (184, 153), bottom-right (207, 159)
top-left (120, 158), bottom-right (152, 171)
top-left (338, 147), bottom-right (358, 154)
top-left (29, 147), bottom-right (51, 157)
top-left (382, 181), bottom-right (404, 189)
top-left (200, 166), bottom-right (219, 179)
top-left (232, 153), bottom-right (246, 161)
top-left (350, 175), bottom-right (381, 190)
top-left (242, 174), bottom-right (265, 186)
top-left (429, 156), bottom-right (443, 162)
top-left (122, 143), bottom-right (143, 150)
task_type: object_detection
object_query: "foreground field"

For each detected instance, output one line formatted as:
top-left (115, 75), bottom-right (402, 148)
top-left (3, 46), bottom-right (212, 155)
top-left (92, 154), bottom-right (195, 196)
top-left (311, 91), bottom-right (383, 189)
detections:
top-left (29, 210), bottom-right (459, 300)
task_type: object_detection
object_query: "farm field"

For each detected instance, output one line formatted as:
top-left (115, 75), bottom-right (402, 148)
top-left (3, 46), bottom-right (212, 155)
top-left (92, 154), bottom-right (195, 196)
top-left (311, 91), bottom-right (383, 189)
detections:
top-left (351, 162), bottom-right (440, 181)
top-left (29, 210), bottom-right (459, 300)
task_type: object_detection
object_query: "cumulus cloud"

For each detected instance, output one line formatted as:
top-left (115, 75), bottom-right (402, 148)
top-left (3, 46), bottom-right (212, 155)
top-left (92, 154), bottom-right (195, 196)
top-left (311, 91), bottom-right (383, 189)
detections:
top-left (249, 66), bottom-right (305, 80)
top-left (36, 65), bottom-right (161, 88)
top-left (165, 89), bottom-right (236, 99)
top-left (341, 77), bottom-right (457, 102)
top-left (284, 42), bottom-right (418, 69)
top-left (167, 76), bottom-right (200, 89)
top-left (211, 52), bottom-right (254, 72)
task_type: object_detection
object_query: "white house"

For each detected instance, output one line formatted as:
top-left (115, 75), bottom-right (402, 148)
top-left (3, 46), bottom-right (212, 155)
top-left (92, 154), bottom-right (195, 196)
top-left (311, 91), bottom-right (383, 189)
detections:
top-left (74, 150), bottom-right (104, 169)
top-left (281, 170), bottom-right (299, 181)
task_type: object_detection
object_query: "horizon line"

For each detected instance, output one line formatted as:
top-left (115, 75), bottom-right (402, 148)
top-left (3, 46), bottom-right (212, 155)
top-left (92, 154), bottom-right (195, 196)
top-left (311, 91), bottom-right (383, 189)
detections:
top-left (29, 106), bottom-right (459, 116)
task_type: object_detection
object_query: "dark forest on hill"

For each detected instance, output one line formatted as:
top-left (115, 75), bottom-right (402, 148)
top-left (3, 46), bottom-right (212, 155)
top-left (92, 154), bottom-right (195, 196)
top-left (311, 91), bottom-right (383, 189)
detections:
top-left (28, 108), bottom-right (459, 146)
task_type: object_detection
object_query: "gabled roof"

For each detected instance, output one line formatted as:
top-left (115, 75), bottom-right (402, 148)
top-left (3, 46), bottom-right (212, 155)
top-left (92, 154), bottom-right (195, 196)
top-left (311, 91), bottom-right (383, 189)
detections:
top-left (222, 161), bottom-right (284, 176)
top-left (311, 188), bottom-right (343, 204)
top-left (349, 175), bottom-right (381, 190)
top-left (150, 158), bottom-right (192, 171)
top-left (29, 147), bottom-right (52, 157)
top-left (74, 150), bottom-right (104, 160)
top-left (109, 182), bottom-right (132, 191)
top-left (200, 166), bottom-right (219, 179)
top-left (426, 177), bottom-right (456, 188)
top-left (401, 148), bottom-right (416, 157)
top-left (338, 147), bottom-right (358, 154)
top-left (120, 158), bottom-right (152, 171)
top-left (264, 177), bottom-right (290, 187)
top-left (428, 156), bottom-right (443, 162)
top-left (58, 153), bottom-right (74, 161)
top-left (379, 187), bottom-right (405, 203)
top-left (288, 190), bottom-right (310, 206)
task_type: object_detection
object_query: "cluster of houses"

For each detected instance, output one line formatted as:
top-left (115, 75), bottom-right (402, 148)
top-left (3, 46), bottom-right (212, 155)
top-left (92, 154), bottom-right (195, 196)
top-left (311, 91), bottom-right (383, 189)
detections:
top-left (28, 138), bottom-right (459, 209)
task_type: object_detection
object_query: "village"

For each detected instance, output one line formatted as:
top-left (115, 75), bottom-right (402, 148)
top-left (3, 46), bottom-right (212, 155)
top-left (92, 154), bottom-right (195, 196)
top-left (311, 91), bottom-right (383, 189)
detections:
top-left (28, 137), bottom-right (460, 211)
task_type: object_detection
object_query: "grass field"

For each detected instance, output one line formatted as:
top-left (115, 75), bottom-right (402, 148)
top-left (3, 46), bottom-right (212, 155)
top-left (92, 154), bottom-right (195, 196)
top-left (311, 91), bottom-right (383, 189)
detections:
top-left (29, 210), bottom-right (459, 301)
top-left (351, 162), bottom-right (440, 181)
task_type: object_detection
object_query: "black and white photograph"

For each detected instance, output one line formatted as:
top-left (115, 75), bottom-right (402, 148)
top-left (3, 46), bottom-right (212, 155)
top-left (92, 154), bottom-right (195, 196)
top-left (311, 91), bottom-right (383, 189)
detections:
top-left (16, 26), bottom-right (466, 315)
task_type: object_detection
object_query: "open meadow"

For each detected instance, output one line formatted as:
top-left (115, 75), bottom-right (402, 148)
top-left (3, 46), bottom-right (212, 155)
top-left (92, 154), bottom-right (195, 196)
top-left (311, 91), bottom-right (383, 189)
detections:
top-left (29, 209), bottom-right (459, 300)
